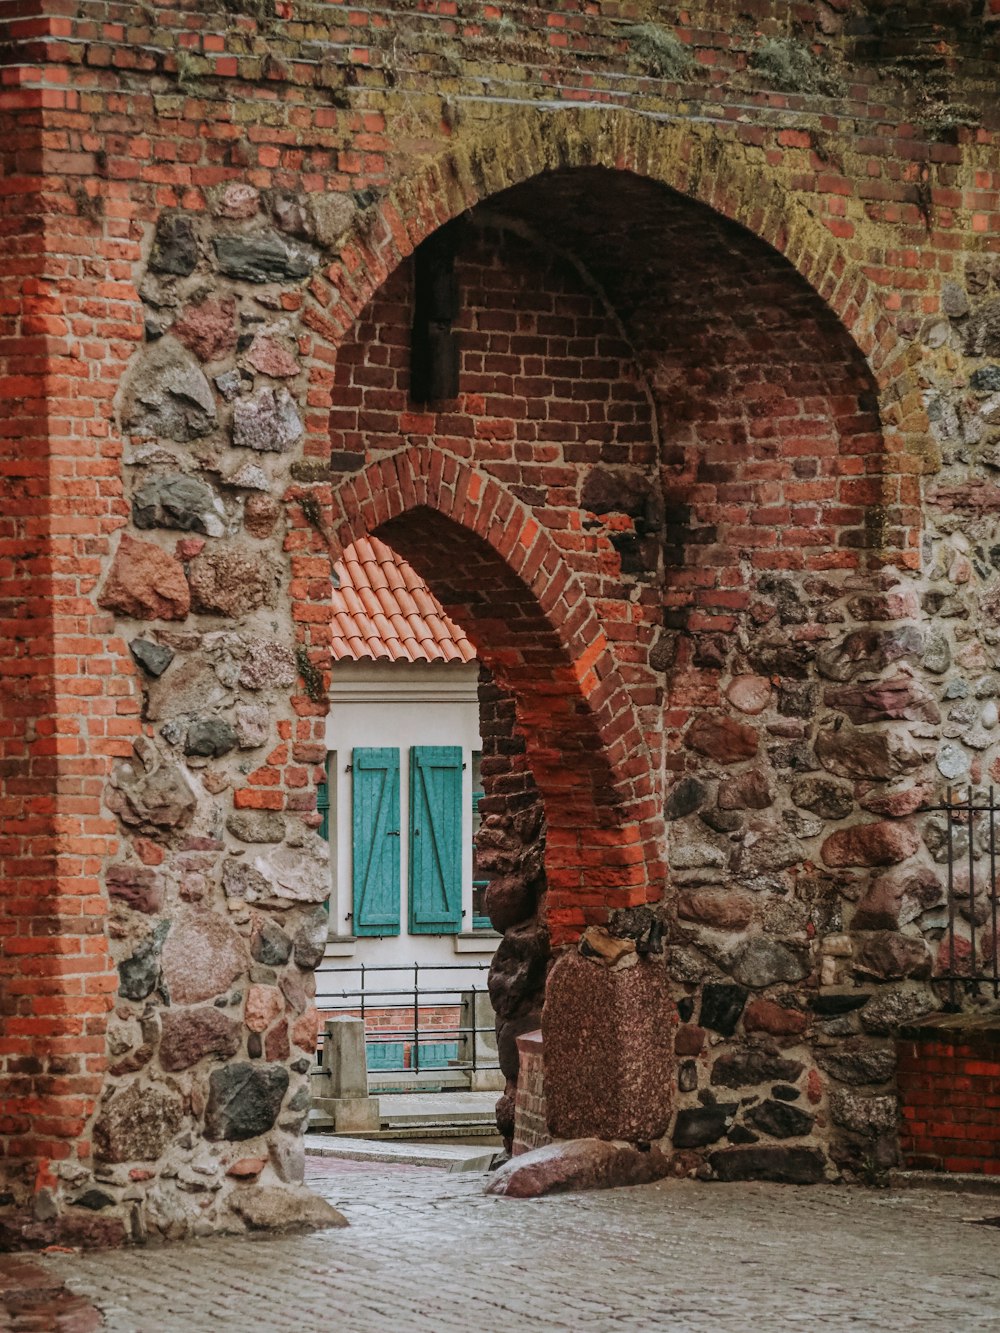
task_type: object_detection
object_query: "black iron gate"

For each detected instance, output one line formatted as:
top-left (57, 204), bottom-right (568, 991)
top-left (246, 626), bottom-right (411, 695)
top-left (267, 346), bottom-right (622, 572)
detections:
top-left (926, 787), bottom-right (1000, 1006)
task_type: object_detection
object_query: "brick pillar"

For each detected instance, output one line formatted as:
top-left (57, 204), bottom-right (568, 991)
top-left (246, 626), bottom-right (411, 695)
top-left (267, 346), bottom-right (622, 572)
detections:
top-left (0, 87), bottom-right (113, 1211)
top-left (512, 1030), bottom-right (549, 1156)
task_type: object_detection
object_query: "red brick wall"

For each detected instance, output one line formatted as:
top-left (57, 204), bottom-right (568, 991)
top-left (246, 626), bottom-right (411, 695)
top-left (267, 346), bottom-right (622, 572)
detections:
top-left (0, 65), bottom-right (114, 1189)
top-left (512, 1030), bottom-right (549, 1157)
top-left (329, 221), bottom-right (662, 935)
top-left (898, 1016), bottom-right (1000, 1176)
top-left (324, 1005), bottom-right (462, 1029)
top-left (332, 222), bottom-right (655, 474)
top-left (0, 83), bottom-right (45, 1178)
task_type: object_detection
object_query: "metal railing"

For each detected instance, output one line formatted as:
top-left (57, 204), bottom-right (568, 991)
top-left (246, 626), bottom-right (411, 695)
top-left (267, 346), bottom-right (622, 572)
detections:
top-left (927, 787), bottom-right (1000, 1006)
top-left (317, 961), bottom-right (499, 1084)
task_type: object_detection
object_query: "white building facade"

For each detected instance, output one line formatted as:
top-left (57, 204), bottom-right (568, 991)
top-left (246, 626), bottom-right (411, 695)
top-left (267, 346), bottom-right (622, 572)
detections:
top-left (315, 539), bottom-right (499, 1080)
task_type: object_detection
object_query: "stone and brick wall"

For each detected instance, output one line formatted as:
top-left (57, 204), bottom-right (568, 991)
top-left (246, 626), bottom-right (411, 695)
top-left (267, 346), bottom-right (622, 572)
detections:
top-left (327, 1004), bottom-right (467, 1074)
top-left (3, 0), bottom-right (1000, 1244)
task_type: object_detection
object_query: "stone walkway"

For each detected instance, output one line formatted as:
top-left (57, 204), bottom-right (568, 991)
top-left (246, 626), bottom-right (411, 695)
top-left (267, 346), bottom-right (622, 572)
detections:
top-left (27, 1162), bottom-right (1000, 1332)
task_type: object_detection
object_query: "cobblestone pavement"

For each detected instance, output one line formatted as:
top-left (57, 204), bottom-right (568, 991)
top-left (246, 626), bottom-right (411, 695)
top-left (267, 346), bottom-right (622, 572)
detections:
top-left (35, 1159), bottom-right (1000, 1333)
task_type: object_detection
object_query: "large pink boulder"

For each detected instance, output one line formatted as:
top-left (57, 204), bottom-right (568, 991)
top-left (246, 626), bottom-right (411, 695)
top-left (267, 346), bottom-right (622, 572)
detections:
top-left (486, 1138), bottom-right (670, 1199)
top-left (725, 674), bottom-right (771, 715)
top-left (684, 715), bottom-right (758, 764)
top-left (245, 984), bottom-right (284, 1033)
top-left (161, 908), bottom-right (247, 1005)
top-left (543, 952), bottom-right (675, 1142)
top-left (852, 866), bottom-right (942, 929)
top-left (677, 890), bottom-right (754, 931)
top-left (824, 674), bottom-right (940, 725)
top-left (172, 296), bottom-right (237, 362)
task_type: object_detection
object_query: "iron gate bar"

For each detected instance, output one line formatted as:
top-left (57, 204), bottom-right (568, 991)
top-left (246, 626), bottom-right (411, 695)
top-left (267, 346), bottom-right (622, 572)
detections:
top-left (472, 982), bottom-right (477, 1076)
top-left (921, 786), bottom-right (1000, 1007)
top-left (317, 960), bottom-right (498, 1081)
top-left (968, 785), bottom-right (977, 998)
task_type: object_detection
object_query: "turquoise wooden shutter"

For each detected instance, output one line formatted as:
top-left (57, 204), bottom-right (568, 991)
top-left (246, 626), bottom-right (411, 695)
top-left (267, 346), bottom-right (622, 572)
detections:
top-left (417, 1040), bottom-right (459, 1068)
top-left (317, 765), bottom-right (330, 842)
top-left (471, 757), bottom-right (490, 930)
top-left (409, 746), bottom-right (463, 934)
top-left (367, 1040), bottom-right (405, 1071)
top-left (352, 748), bottom-right (400, 936)
top-left (317, 756), bottom-right (331, 917)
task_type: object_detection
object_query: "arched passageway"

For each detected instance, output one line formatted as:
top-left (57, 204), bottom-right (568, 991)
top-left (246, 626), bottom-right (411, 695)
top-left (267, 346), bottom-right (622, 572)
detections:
top-left (320, 166), bottom-right (888, 1151)
top-left (2, 158), bottom-right (905, 1243)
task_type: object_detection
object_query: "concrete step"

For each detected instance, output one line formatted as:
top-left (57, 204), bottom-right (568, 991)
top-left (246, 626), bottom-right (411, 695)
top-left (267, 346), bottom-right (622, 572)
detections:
top-left (369, 1076), bottom-right (471, 1093)
top-left (307, 1089), bottom-right (501, 1139)
top-left (310, 1123), bottom-right (497, 1142)
top-left (304, 1133), bottom-right (499, 1172)
top-left (374, 1123), bottom-right (499, 1141)
top-left (378, 1103), bottom-right (498, 1125)
top-left (890, 1169), bottom-right (1000, 1195)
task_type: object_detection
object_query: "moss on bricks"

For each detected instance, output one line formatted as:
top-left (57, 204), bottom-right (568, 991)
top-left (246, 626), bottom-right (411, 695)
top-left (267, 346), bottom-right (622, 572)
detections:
top-left (624, 24), bottom-right (695, 82)
top-left (748, 36), bottom-right (844, 96)
top-left (296, 646), bottom-right (325, 703)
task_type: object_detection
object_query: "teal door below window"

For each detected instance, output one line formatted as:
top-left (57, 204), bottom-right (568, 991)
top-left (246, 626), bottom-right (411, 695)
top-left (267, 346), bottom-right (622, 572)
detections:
top-left (367, 1041), bottom-right (405, 1071)
top-left (416, 1041), bottom-right (459, 1069)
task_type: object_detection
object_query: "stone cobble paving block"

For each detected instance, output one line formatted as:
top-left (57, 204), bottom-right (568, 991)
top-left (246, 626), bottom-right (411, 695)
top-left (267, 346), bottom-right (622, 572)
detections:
top-left (35, 1162), bottom-right (1000, 1333)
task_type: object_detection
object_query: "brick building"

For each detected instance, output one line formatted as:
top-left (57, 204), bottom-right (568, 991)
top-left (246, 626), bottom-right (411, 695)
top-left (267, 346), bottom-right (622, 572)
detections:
top-left (2, 0), bottom-right (1000, 1244)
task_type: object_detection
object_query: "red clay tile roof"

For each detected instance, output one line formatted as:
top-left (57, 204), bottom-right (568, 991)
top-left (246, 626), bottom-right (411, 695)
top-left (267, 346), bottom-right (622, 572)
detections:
top-left (330, 536), bottom-right (477, 665)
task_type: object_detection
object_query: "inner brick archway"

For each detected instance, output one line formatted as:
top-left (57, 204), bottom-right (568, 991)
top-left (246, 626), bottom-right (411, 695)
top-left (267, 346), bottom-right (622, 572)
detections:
top-left (327, 452), bottom-right (663, 932)
top-left (325, 450), bottom-right (668, 1147)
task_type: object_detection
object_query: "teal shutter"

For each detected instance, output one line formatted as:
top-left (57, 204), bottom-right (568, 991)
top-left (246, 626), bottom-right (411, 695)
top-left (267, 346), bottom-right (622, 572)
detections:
top-left (352, 748), bottom-right (401, 936)
top-left (471, 786), bottom-right (490, 930)
top-left (317, 765), bottom-right (330, 842)
top-left (409, 746), bottom-right (463, 934)
top-left (417, 1041), bottom-right (460, 1068)
top-left (318, 757), bottom-right (331, 917)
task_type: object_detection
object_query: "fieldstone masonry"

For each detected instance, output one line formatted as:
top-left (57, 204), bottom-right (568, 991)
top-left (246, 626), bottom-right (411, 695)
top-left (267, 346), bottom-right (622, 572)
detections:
top-left (3, 0), bottom-right (1000, 1244)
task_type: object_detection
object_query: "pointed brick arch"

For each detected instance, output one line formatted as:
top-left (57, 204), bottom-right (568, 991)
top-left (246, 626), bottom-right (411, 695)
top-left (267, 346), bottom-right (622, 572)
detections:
top-left (327, 448), bottom-right (665, 943)
top-left (302, 105), bottom-right (924, 461)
